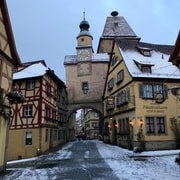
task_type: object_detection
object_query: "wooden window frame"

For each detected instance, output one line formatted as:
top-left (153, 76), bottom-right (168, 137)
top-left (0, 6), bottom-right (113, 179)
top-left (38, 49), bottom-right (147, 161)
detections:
top-left (26, 79), bottom-right (35, 90)
top-left (23, 105), bottom-right (33, 117)
top-left (117, 70), bottom-right (124, 84)
top-left (25, 131), bottom-right (32, 145)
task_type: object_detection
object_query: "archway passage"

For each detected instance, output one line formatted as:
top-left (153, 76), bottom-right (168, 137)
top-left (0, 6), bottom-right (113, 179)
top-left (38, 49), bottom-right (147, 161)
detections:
top-left (64, 14), bottom-right (109, 142)
top-left (67, 105), bottom-right (104, 141)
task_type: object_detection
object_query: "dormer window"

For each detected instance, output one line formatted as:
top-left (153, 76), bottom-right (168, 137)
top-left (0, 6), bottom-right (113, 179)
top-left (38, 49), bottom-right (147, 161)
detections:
top-left (137, 47), bottom-right (152, 57)
top-left (142, 66), bottom-right (151, 73)
top-left (133, 59), bottom-right (154, 73)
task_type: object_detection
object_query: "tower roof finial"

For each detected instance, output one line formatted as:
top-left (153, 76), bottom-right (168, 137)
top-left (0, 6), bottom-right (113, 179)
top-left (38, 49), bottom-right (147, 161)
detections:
top-left (79, 10), bottom-right (90, 31)
top-left (83, 10), bottom-right (86, 20)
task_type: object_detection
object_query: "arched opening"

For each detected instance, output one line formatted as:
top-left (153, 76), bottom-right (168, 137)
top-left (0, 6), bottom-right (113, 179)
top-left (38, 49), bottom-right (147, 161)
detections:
top-left (67, 106), bottom-right (104, 141)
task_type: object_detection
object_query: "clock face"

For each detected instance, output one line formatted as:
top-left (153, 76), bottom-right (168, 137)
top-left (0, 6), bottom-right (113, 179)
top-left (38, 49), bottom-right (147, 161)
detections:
top-left (78, 49), bottom-right (91, 61)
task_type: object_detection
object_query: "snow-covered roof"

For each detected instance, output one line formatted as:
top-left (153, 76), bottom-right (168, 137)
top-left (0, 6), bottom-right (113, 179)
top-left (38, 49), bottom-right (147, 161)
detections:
top-left (13, 62), bottom-right (48, 80)
top-left (117, 39), bottom-right (180, 79)
top-left (64, 53), bottom-right (109, 65)
top-left (92, 53), bottom-right (109, 61)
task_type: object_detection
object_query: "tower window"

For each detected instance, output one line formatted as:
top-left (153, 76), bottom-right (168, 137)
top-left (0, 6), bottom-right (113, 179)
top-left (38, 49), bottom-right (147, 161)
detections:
top-left (81, 38), bottom-right (84, 42)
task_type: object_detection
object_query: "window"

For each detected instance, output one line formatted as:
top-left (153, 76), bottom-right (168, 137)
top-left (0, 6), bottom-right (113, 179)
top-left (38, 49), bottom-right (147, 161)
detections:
top-left (116, 89), bottom-right (130, 106)
top-left (46, 83), bottom-right (51, 95)
top-left (139, 84), bottom-right (168, 100)
top-left (146, 116), bottom-right (166, 134)
top-left (137, 47), bottom-right (152, 57)
top-left (111, 56), bottom-right (118, 66)
top-left (142, 66), bottom-right (151, 73)
top-left (27, 80), bottom-right (35, 90)
top-left (82, 82), bottom-right (88, 94)
top-left (146, 117), bottom-right (155, 134)
top-left (156, 117), bottom-right (165, 133)
top-left (25, 132), bottom-right (32, 145)
top-left (58, 113), bottom-right (63, 122)
top-left (92, 122), bottom-right (98, 128)
top-left (23, 105), bottom-right (33, 117)
top-left (140, 84), bottom-right (153, 98)
top-left (52, 110), bottom-right (56, 120)
top-left (108, 78), bottom-right (114, 90)
top-left (117, 70), bottom-right (124, 84)
top-left (45, 107), bottom-right (50, 118)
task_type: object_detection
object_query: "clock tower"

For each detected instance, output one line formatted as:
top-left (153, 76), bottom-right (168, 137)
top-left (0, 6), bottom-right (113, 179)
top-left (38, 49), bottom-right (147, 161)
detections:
top-left (76, 12), bottom-right (93, 61)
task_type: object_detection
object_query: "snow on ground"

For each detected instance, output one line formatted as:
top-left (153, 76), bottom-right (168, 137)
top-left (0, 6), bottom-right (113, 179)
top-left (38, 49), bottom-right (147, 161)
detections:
top-left (5, 140), bottom-right (180, 180)
top-left (95, 140), bottom-right (180, 180)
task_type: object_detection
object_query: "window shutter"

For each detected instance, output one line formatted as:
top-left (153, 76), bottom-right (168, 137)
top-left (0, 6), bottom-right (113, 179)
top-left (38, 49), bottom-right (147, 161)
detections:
top-left (163, 85), bottom-right (168, 99)
top-left (139, 84), bottom-right (143, 98)
top-left (126, 89), bottom-right (130, 102)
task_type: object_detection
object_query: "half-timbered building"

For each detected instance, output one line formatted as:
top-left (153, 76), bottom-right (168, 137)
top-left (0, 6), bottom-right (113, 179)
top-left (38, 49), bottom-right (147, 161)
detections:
top-left (7, 60), bottom-right (68, 160)
top-left (0, 0), bottom-right (21, 173)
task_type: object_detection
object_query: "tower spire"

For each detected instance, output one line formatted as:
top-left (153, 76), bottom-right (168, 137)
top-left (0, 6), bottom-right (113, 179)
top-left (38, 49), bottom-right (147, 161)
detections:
top-left (83, 10), bottom-right (85, 21)
top-left (79, 11), bottom-right (90, 31)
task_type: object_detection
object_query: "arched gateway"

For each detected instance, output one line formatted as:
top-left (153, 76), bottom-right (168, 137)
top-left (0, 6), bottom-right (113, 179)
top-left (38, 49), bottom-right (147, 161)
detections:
top-left (64, 13), bottom-right (109, 137)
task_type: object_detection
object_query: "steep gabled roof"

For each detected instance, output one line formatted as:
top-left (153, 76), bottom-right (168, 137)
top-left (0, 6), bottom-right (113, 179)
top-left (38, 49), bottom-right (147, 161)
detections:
top-left (13, 60), bottom-right (66, 86)
top-left (13, 62), bottom-right (48, 80)
top-left (116, 39), bottom-right (180, 80)
top-left (102, 16), bottom-right (138, 38)
top-left (0, 0), bottom-right (21, 66)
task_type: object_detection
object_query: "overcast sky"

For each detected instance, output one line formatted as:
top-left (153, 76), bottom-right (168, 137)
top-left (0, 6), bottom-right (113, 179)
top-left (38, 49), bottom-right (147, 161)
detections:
top-left (6, 0), bottom-right (180, 82)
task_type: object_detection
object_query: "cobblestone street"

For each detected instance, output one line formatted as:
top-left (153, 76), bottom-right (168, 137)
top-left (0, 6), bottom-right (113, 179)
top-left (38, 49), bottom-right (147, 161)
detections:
top-left (2, 141), bottom-right (119, 180)
top-left (1, 140), bottom-right (179, 180)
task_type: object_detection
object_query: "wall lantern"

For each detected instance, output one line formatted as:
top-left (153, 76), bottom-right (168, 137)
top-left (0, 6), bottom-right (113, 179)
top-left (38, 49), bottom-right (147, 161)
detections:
top-left (82, 82), bottom-right (88, 94)
top-left (129, 120), bottom-right (133, 127)
top-left (139, 119), bottom-right (143, 127)
top-left (115, 122), bottom-right (118, 128)
top-left (108, 124), bottom-right (112, 130)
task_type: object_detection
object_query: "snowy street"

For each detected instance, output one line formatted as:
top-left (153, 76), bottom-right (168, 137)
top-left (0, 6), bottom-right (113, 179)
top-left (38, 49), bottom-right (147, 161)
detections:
top-left (1, 140), bottom-right (180, 180)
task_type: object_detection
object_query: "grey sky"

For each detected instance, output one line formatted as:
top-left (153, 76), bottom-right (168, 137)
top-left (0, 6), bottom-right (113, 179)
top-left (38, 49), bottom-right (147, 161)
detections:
top-left (6, 0), bottom-right (180, 82)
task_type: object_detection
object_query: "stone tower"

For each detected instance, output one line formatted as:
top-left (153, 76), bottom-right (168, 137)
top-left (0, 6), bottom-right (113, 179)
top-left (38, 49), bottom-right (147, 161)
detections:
top-left (64, 12), bottom-right (109, 116)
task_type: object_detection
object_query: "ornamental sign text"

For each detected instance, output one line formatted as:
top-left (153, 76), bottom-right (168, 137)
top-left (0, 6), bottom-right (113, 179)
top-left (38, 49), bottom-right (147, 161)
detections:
top-left (143, 105), bottom-right (168, 113)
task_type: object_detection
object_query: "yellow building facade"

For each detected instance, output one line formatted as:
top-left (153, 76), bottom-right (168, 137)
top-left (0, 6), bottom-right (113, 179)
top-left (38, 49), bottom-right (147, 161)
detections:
top-left (84, 110), bottom-right (99, 139)
top-left (103, 39), bottom-right (180, 150)
top-left (0, 0), bottom-right (21, 173)
top-left (102, 12), bottom-right (180, 151)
